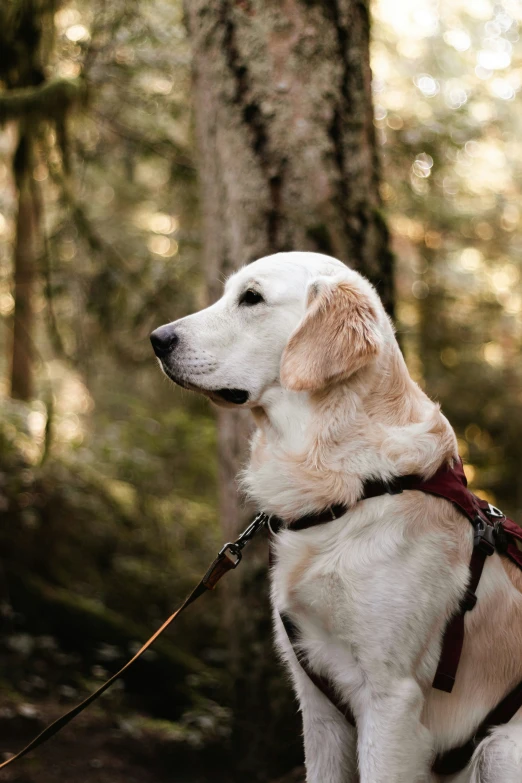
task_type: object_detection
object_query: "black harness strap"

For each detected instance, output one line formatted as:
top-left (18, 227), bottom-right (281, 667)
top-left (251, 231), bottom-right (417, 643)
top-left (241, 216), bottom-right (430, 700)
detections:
top-left (271, 503), bottom-right (349, 532)
top-left (280, 613), bottom-right (355, 725)
top-left (433, 676), bottom-right (522, 775)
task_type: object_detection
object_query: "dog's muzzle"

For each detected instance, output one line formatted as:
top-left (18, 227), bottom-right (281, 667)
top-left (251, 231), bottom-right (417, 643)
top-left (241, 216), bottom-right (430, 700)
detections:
top-left (150, 326), bottom-right (249, 405)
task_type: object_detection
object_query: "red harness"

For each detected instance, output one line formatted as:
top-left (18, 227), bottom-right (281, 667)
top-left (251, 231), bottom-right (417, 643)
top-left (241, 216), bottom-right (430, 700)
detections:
top-left (270, 459), bottom-right (522, 775)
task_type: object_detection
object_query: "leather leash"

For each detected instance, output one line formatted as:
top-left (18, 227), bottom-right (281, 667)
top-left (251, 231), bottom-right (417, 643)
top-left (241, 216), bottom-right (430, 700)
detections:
top-left (0, 512), bottom-right (269, 771)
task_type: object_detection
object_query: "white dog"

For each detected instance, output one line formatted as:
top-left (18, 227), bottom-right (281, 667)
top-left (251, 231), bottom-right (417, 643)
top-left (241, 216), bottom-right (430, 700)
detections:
top-left (151, 251), bottom-right (522, 783)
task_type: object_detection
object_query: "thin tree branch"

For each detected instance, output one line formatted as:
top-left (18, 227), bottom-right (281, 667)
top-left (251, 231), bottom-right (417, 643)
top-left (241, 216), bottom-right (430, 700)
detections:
top-left (0, 78), bottom-right (87, 122)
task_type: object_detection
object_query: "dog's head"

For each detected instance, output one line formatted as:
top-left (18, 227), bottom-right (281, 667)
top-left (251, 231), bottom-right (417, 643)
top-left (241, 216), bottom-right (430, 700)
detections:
top-left (151, 252), bottom-right (389, 407)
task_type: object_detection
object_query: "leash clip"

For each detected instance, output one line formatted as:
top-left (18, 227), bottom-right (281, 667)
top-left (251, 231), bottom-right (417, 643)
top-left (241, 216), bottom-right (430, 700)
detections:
top-left (218, 543), bottom-right (243, 567)
top-left (218, 512), bottom-right (270, 567)
top-left (235, 512), bottom-right (270, 549)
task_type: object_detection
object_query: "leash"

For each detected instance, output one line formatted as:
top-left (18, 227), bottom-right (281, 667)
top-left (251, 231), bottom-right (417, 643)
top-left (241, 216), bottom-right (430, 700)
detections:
top-left (0, 512), bottom-right (269, 771)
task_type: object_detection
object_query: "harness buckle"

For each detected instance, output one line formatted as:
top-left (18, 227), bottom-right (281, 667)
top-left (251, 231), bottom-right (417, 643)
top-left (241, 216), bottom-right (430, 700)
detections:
top-left (460, 588), bottom-right (478, 613)
top-left (387, 479), bottom-right (404, 495)
top-left (472, 515), bottom-right (496, 555)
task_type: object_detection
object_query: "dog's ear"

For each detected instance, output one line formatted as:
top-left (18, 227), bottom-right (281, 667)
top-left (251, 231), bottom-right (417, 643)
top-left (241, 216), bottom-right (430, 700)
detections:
top-left (280, 276), bottom-right (382, 392)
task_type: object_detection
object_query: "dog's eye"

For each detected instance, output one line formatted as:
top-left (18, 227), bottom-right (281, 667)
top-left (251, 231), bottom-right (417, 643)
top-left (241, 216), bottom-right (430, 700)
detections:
top-left (239, 289), bottom-right (264, 306)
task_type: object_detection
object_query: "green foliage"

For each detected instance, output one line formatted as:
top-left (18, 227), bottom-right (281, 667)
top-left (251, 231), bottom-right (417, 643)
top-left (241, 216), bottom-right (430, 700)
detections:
top-left (0, 396), bottom-right (219, 607)
top-left (0, 397), bottom-right (224, 719)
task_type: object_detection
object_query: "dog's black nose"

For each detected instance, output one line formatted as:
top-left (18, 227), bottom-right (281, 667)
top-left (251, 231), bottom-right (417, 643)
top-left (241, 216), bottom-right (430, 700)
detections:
top-left (150, 325), bottom-right (178, 357)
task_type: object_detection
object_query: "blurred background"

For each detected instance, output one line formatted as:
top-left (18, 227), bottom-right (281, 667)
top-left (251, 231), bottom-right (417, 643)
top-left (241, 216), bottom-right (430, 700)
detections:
top-left (0, 0), bottom-right (521, 781)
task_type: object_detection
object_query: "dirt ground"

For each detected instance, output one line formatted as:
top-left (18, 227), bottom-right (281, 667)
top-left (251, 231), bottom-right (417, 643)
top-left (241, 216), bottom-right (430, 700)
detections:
top-left (0, 704), bottom-right (190, 783)
top-left (0, 700), bottom-right (304, 783)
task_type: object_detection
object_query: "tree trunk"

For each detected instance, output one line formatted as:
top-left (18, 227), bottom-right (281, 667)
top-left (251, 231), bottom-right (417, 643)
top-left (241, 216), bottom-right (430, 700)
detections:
top-left (185, 1), bottom-right (393, 778)
top-left (3, 0), bottom-right (57, 401)
top-left (11, 130), bottom-right (39, 401)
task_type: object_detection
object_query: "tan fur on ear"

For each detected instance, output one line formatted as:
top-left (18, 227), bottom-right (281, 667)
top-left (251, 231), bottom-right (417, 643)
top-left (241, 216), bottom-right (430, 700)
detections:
top-left (280, 278), bottom-right (382, 392)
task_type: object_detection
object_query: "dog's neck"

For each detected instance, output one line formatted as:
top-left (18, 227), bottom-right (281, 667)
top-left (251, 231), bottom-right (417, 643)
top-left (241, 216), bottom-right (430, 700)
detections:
top-left (243, 343), bottom-right (458, 520)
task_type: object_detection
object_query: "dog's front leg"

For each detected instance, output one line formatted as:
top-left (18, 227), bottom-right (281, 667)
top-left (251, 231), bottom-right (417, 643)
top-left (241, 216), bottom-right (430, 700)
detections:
top-left (356, 678), bottom-right (432, 783)
top-left (298, 668), bottom-right (358, 783)
top-left (274, 616), bottom-right (358, 783)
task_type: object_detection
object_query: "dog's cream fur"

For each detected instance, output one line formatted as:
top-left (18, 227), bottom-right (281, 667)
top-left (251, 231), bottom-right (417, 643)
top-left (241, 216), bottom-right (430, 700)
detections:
top-left (155, 252), bottom-right (522, 783)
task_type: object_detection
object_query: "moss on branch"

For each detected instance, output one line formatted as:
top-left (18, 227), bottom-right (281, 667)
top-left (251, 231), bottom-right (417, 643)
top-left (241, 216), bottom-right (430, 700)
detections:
top-left (0, 77), bottom-right (87, 122)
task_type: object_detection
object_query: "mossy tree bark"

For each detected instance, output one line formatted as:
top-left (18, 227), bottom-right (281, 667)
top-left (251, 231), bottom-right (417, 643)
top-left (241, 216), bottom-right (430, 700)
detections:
top-left (186, 1), bottom-right (393, 778)
top-left (1, 0), bottom-right (65, 400)
top-left (10, 128), bottom-right (40, 400)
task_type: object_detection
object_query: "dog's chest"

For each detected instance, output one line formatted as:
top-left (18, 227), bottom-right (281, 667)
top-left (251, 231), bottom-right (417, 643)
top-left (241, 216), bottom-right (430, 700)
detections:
top-left (270, 506), bottom-right (463, 689)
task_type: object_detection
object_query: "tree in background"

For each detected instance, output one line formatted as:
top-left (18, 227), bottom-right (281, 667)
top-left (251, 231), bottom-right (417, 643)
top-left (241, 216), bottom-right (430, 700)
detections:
top-left (185, 1), bottom-right (393, 777)
top-left (0, 0), bottom-right (83, 400)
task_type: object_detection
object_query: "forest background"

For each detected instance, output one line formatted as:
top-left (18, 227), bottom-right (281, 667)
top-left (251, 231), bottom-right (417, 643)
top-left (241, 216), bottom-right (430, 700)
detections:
top-left (1, 0), bottom-right (522, 781)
